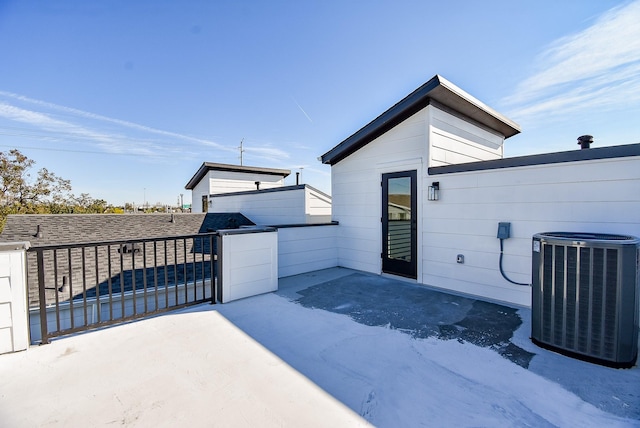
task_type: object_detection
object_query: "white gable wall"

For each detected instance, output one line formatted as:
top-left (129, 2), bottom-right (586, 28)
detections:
top-left (332, 109), bottom-right (427, 275)
top-left (331, 104), bottom-right (505, 278)
top-left (428, 107), bottom-right (504, 166)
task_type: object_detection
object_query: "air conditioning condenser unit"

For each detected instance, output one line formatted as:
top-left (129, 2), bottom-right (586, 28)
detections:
top-left (531, 232), bottom-right (639, 367)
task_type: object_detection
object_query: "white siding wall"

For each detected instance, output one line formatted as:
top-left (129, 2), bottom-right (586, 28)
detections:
top-left (332, 109), bottom-right (427, 275)
top-left (191, 170), bottom-right (286, 213)
top-left (306, 188), bottom-right (332, 223)
top-left (218, 230), bottom-right (278, 303)
top-left (428, 107), bottom-right (504, 166)
top-left (330, 100), bottom-right (640, 308)
top-left (213, 188), bottom-right (307, 224)
top-left (212, 186), bottom-right (332, 225)
top-left (192, 178), bottom-right (211, 213)
top-left (278, 225), bottom-right (338, 277)
top-left (210, 171), bottom-right (284, 194)
top-left (423, 155), bottom-right (640, 307)
top-left (0, 245), bottom-right (29, 354)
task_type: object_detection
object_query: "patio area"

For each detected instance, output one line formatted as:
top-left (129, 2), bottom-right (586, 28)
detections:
top-left (1, 267), bottom-right (638, 427)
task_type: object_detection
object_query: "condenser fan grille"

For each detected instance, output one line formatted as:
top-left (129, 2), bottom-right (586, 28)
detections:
top-left (532, 232), bottom-right (639, 367)
top-left (539, 245), bottom-right (620, 359)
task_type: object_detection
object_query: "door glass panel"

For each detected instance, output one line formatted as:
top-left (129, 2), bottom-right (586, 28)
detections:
top-left (387, 177), bottom-right (411, 262)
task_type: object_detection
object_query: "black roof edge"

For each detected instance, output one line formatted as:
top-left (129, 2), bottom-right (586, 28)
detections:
top-left (185, 162), bottom-right (291, 190)
top-left (320, 75), bottom-right (520, 166)
top-left (428, 143), bottom-right (640, 175)
top-left (268, 221), bottom-right (339, 228)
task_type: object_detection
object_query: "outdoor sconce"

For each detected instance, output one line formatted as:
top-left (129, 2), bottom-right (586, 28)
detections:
top-left (428, 182), bottom-right (440, 201)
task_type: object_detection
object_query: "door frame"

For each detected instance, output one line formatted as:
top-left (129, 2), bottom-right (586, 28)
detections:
top-left (381, 170), bottom-right (417, 279)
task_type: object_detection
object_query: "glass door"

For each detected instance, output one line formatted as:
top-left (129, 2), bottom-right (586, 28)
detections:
top-left (381, 170), bottom-right (417, 278)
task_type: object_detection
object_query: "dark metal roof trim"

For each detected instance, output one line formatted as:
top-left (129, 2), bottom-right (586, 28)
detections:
top-left (268, 221), bottom-right (339, 228)
top-left (320, 75), bottom-right (521, 165)
top-left (185, 162), bottom-right (291, 190)
top-left (428, 144), bottom-right (640, 175)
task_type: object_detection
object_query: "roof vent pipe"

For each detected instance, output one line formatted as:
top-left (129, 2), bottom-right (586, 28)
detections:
top-left (578, 135), bottom-right (593, 149)
top-left (296, 172), bottom-right (300, 185)
top-left (170, 214), bottom-right (175, 223)
top-left (255, 181), bottom-right (260, 190)
top-left (35, 224), bottom-right (43, 239)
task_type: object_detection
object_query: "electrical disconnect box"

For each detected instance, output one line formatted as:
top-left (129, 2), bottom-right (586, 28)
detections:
top-left (497, 222), bottom-right (511, 239)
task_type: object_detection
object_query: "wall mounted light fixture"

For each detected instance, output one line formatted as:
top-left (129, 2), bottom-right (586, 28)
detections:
top-left (428, 182), bottom-right (440, 201)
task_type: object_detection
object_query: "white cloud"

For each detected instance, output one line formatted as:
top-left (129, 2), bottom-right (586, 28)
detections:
top-left (503, 0), bottom-right (640, 124)
top-left (0, 91), bottom-right (227, 150)
top-left (0, 91), bottom-right (244, 162)
top-left (0, 102), bottom-right (126, 149)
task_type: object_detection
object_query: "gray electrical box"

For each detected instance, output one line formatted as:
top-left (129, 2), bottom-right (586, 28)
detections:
top-left (497, 222), bottom-right (511, 239)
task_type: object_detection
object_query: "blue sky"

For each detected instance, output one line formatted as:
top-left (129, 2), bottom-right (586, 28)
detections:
top-left (1, 1), bottom-right (638, 206)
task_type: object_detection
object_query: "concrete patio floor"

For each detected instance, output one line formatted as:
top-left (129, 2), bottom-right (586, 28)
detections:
top-left (1, 267), bottom-right (638, 427)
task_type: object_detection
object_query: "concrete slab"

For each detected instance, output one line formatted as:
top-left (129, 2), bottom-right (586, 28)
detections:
top-left (1, 267), bottom-right (638, 426)
top-left (292, 271), bottom-right (534, 367)
top-left (0, 302), bottom-right (370, 427)
top-left (282, 268), bottom-right (640, 421)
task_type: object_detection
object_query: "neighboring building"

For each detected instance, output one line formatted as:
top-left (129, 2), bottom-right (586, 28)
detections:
top-left (321, 74), bottom-right (640, 307)
top-left (185, 162), bottom-right (291, 213)
top-left (185, 162), bottom-right (332, 224)
top-left (210, 184), bottom-right (332, 225)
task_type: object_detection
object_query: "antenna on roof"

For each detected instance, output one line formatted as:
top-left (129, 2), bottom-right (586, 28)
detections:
top-left (239, 138), bottom-right (245, 166)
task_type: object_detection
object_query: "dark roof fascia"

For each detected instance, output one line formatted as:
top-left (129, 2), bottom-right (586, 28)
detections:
top-left (320, 75), bottom-right (521, 166)
top-left (268, 221), bottom-right (339, 228)
top-left (428, 143), bottom-right (640, 175)
top-left (185, 162), bottom-right (291, 189)
top-left (210, 184), bottom-right (331, 200)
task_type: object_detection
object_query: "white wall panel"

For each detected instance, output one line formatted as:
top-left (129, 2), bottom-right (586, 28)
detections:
top-left (422, 154), bottom-right (640, 307)
top-left (219, 230), bottom-right (278, 303)
top-left (0, 246), bottom-right (29, 354)
top-left (209, 170), bottom-right (285, 194)
top-left (212, 187), bottom-right (331, 225)
top-left (192, 178), bottom-right (210, 213)
top-left (277, 225), bottom-right (338, 277)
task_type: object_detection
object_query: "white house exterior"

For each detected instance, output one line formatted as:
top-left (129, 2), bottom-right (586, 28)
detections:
top-left (185, 163), bottom-right (290, 213)
top-left (321, 75), bottom-right (640, 307)
top-left (210, 184), bottom-right (332, 225)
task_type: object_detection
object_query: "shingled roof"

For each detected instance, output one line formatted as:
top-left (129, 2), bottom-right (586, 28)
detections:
top-left (1, 213), bottom-right (255, 308)
top-left (0, 213), bottom-right (254, 246)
